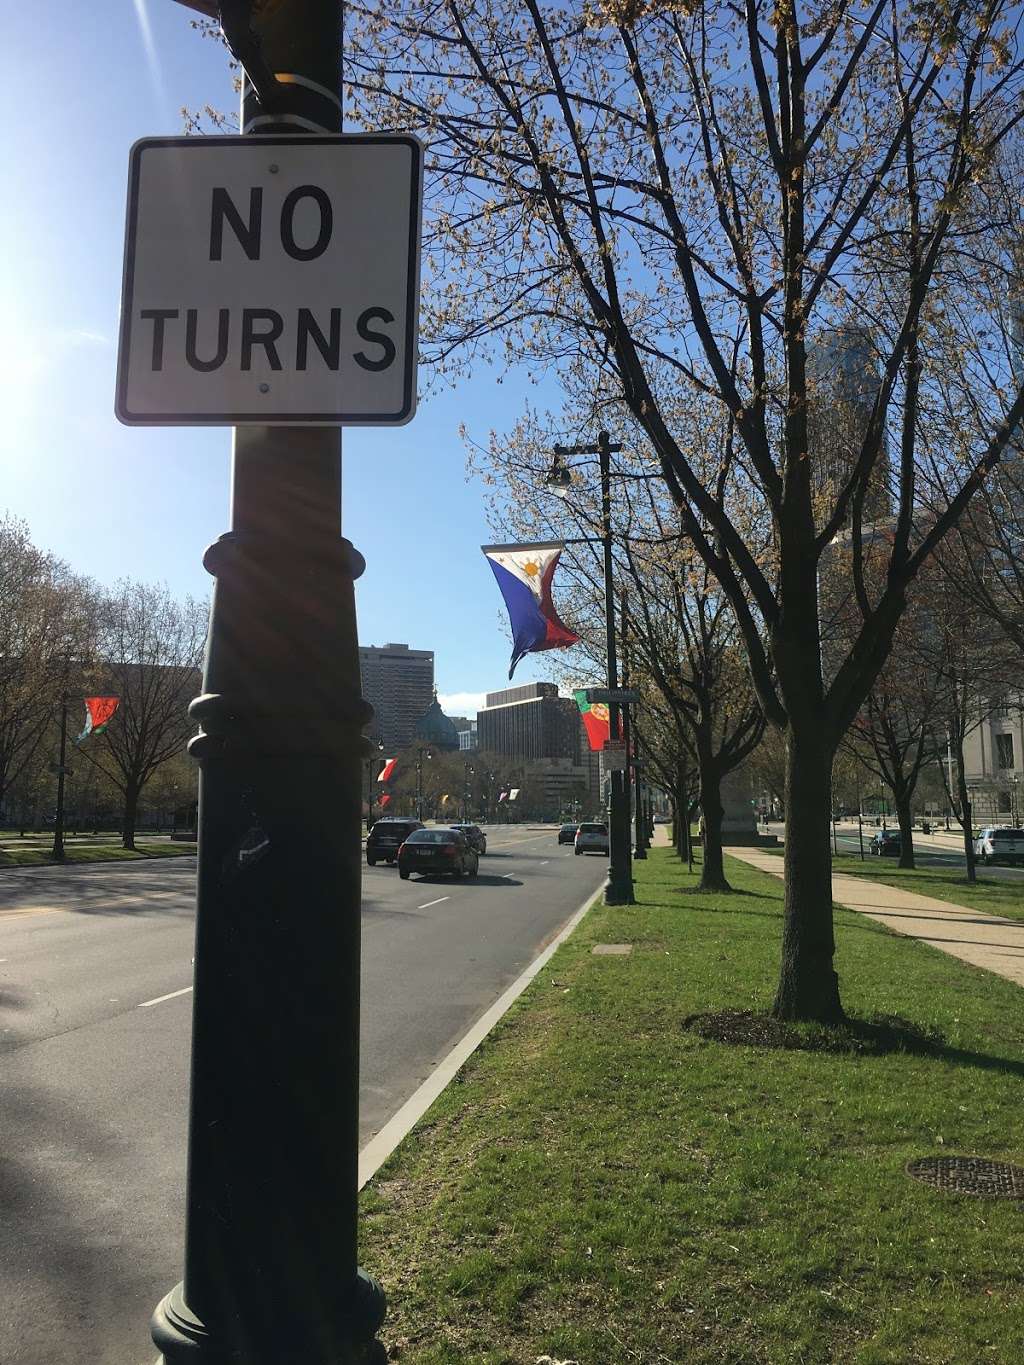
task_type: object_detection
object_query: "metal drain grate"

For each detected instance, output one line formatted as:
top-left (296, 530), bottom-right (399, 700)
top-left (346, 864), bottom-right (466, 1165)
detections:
top-left (906, 1156), bottom-right (1024, 1199)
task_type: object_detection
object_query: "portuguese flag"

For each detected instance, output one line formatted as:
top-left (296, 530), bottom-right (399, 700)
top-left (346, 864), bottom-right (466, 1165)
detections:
top-left (575, 689), bottom-right (612, 752)
top-left (76, 696), bottom-right (119, 744)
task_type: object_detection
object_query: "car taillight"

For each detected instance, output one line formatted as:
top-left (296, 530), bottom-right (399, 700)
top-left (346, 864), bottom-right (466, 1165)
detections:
top-left (442, 843), bottom-right (458, 856)
top-left (397, 843), bottom-right (406, 855)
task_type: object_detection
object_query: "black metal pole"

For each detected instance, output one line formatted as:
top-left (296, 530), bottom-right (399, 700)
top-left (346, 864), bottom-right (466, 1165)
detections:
top-left (51, 693), bottom-right (68, 861)
top-left (621, 596), bottom-right (646, 862)
top-left (151, 5), bottom-right (385, 1362)
top-left (599, 433), bottom-right (634, 905)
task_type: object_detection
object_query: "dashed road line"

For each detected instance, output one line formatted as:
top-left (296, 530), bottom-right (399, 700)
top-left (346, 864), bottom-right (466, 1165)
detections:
top-left (417, 897), bottom-right (449, 910)
top-left (137, 986), bottom-right (193, 1009)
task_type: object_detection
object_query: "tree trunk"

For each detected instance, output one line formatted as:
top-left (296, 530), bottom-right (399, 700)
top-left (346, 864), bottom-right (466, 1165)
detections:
top-left (122, 781), bottom-right (140, 851)
top-left (772, 726), bottom-right (844, 1022)
top-left (697, 761), bottom-right (730, 892)
top-left (951, 729), bottom-right (977, 883)
top-left (895, 792), bottom-right (916, 869)
top-left (673, 757), bottom-right (689, 861)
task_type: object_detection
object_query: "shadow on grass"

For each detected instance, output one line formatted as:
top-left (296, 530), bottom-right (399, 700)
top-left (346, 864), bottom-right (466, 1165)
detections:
top-left (682, 1009), bottom-right (1024, 1079)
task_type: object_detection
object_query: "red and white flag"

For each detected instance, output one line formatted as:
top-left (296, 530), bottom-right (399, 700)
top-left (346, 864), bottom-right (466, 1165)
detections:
top-left (377, 757), bottom-right (397, 783)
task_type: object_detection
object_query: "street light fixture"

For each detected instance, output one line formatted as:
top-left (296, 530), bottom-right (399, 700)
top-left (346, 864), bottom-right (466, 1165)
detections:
top-left (544, 431), bottom-right (634, 905)
top-left (366, 739), bottom-right (386, 833)
top-left (463, 763), bottom-right (475, 821)
top-left (415, 747), bottom-right (433, 821)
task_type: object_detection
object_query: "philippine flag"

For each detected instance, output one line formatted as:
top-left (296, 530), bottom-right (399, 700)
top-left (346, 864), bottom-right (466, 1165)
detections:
top-left (482, 542), bottom-right (580, 678)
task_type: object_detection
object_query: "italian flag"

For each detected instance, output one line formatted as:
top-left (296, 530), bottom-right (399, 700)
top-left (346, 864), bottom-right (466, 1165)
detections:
top-left (76, 696), bottom-right (119, 744)
top-left (574, 689), bottom-right (611, 752)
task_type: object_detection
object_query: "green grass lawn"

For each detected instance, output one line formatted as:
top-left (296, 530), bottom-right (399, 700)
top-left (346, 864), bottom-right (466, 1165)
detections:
top-left (360, 848), bottom-right (1024, 1365)
top-left (757, 842), bottom-right (1024, 924)
top-left (0, 839), bottom-right (195, 868)
top-left (828, 853), bottom-right (1024, 924)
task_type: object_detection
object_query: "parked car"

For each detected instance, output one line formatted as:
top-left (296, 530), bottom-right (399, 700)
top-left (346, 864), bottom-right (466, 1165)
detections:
top-left (366, 817), bottom-right (424, 866)
top-left (869, 830), bottom-right (901, 856)
top-left (575, 821), bottom-right (610, 855)
top-left (448, 822), bottom-right (487, 854)
top-left (974, 827), bottom-right (1024, 866)
top-left (558, 822), bottom-right (578, 845)
top-left (398, 828), bottom-right (479, 879)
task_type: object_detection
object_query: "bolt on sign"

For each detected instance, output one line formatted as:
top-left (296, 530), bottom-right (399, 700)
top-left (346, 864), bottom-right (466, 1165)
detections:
top-left (115, 135), bottom-right (422, 426)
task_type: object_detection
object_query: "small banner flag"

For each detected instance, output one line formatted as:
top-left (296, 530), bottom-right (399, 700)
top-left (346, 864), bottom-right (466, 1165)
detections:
top-left (441, 794), bottom-right (450, 806)
top-left (482, 542), bottom-right (579, 679)
top-left (574, 689), bottom-right (611, 752)
top-left (508, 788), bottom-right (520, 802)
top-left (76, 696), bottom-right (119, 745)
top-left (377, 757), bottom-right (397, 783)
top-left (498, 791), bottom-right (508, 802)
top-left (379, 793), bottom-right (392, 808)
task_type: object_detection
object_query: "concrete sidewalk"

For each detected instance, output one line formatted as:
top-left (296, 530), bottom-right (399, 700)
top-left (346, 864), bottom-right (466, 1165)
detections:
top-left (726, 844), bottom-right (1024, 989)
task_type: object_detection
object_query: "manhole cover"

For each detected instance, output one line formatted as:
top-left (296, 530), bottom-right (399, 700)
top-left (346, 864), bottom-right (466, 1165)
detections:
top-left (906, 1156), bottom-right (1024, 1199)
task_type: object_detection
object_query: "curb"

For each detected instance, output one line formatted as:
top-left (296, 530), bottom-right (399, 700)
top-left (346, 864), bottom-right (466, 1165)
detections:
top-left (357, 882), bottom-right (601, 1189)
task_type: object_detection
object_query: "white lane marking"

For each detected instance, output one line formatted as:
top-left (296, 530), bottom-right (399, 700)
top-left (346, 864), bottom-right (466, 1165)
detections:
top-left (358, 880), bottom-right (602, 1190)
top-left (539, 860), bottom-right (550, 865)
top-left (418, 897), bottom-right (449, 910)
top-left (502, 873), bottom-right (517, 880)
top-left (137, 986), bottom-right (193, 1009)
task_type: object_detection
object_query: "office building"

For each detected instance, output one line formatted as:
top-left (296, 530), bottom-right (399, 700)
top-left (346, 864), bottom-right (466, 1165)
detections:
top-left (359, 642), bottom-right (434, 751)
top-left (808, 325), bottom-right (891, 528)
top-left (477, 682), bottom-right (581, 762)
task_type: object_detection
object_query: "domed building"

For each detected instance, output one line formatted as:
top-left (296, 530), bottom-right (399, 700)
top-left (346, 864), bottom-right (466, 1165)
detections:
top-left (413, 692), bottom-right (460, 752)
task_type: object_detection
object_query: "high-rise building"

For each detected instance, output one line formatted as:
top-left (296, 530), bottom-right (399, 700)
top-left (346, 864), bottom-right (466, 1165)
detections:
top-left (807, 325), bottom-right (891, 527)
top-left (359, 643), bottom-right (434, 751)
top-left (477, 682), bottom-right (581, 762)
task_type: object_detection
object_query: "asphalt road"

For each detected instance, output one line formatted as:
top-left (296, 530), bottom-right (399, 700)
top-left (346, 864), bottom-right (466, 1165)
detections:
top-left (0, 826), bottom-right (605, 1365)
top-left (825, 823), bottom-right (1024, 882)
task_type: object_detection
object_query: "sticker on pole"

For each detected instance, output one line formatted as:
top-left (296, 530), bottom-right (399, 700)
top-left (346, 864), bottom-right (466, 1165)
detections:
top-left (115, 135), bottom-right (422, 426)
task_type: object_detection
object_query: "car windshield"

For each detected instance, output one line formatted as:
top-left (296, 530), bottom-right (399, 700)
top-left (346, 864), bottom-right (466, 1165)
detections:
top-left (407, 830), bottom-right (460, 844)
top-left (579, 823), bottom-right (607, 833)
top-left (372, 823), bottom-right (417, 835)
top-left (560, 824), bottom-right (576, 832)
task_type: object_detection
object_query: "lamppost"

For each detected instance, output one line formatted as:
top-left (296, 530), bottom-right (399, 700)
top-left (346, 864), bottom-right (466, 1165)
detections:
top-left (545, 431), bottom-right (634, 905)
top-left (416, 747), bottom-right (432, 822)
top-left (463, 762), bottom-right (475, 821)
top-left (149, 7), bottom-right (386, 1362)
top-left (366, 740), bottom-right (385, 833)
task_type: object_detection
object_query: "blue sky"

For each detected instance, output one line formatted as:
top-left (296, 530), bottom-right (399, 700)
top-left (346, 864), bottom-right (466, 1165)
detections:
top-left (0, 1), bottom-right (571, 717)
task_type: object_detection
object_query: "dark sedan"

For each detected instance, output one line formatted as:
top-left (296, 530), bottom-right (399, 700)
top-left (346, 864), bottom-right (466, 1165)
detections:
top-left (398, 828), bottom-right (479, 879)
top-left (869, 830), bottom-right (901, 856)
top-left (448, 822), bottom-right (487, 854)
top-left (558, 823), bottom-right (578, 845)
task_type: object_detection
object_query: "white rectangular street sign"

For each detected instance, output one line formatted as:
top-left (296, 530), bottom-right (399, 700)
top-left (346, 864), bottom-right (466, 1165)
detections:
top-left (115, 135), bottom-right (422, 426)
top-left (603, 741), bottom-right (627, 771)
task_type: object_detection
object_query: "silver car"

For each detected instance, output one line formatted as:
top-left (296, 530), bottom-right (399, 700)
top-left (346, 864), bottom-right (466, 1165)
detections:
top-left (574, 821), bottom-right (609, 855)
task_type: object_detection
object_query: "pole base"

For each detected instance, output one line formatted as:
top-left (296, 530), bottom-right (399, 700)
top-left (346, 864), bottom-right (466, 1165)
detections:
top-left (603, 872), bottom-right (635, 906)
top-left (152, 1270), bottom-right (387, 1364)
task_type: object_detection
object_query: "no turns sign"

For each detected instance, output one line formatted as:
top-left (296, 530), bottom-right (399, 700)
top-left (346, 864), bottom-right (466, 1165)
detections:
top-left (115, 135), bottom-right (422, 426)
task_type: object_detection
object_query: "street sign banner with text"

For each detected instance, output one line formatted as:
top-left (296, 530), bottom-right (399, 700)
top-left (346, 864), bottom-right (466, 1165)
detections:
top-left (115, 135), bottom-right (422, 426)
